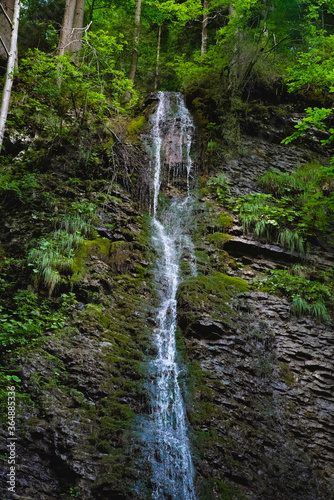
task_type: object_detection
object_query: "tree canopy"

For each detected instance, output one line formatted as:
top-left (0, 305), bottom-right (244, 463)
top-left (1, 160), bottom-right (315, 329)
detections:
top-left (0, 0), bottom-right (333, 137)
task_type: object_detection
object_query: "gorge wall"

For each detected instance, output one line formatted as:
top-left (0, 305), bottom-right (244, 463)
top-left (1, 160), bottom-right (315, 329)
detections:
top-left (0, 90), bottom-right (333, 500)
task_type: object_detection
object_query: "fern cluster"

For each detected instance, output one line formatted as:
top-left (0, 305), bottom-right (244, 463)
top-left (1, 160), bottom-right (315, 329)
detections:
top-left (28, 214), bottom-right (94, 296)
top-left (232, 193), bottom-right (308, 254)
top-left (255, 269), bottom-right (332, 322)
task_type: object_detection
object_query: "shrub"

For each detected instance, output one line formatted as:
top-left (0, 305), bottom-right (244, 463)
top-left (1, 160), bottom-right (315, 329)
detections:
top-left (257, 162), bottom-right (334, 246)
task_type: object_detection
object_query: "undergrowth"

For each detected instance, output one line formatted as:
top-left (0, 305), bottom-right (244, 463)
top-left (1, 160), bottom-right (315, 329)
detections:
top-left (210, 161), bottom-right (334, 253)
top-left (254, 269), bottom-right (333, 321)
top-left (230, 192), bottom-right (308, 254)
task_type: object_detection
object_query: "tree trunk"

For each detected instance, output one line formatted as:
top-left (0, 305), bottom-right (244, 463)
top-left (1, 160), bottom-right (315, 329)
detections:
top-left (128, 0), bottom-right (142, 83)
top-left (0, 0), bottom-right (20, 152)
top-left (154, 25), bottom-right (162, 90)
top-left (57, 0), bottom-right (76, 56)
top-left (0, 0), bottom-right (14, 61)
top-left (71, 0), bottom-right (85, 55)
top-left (201, 0), bottom-right (209, 55)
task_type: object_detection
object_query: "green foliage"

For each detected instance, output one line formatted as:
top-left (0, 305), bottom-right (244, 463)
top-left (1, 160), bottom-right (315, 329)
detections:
top-left (279, 362), bottom-right (295, 387)
top-left (207, 173), bottom-right (231, 202)
top-left (282, 108), bottom-right (333, 145)
top-left (258, 166), bottom-right (316, 197)
top-left (0, 169), bottom-right (40, 205)
top-left (148, 0), bottom-right (202, 25)
top-left (286, 31), bottom-right (334, 93)
top-left (60, 486), bottom-right (81, 499)
top-left (231, 192), bottom-right (308, 254)
top-left (0, 290), bottom-right (75, 353)
top-left (17, 39), bottom-right (137, 135)
top-left (258, 163), bottom-right (334, 244)
top-left (28, 212), bottom-right (94, 296)
top-left (255, 270), bottom-right (332, 321)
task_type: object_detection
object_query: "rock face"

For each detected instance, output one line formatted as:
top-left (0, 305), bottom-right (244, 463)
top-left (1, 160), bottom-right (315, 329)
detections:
top-left (0, 184), bottom-right (154, 499)
top-left (176, 106), bottom-right (334, 498)
top-left (1, 95), bottom-right (334, 500)
top-left (184, 290), bottom-right (334, 499)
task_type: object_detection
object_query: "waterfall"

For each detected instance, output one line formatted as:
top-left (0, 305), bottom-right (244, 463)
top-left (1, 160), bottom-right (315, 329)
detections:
top-left (141, 92), bottom-right (197, 499)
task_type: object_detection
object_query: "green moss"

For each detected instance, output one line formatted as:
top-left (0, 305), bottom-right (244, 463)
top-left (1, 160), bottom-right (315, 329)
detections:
top-left (194, 250), bottom-right (211, 266)
top-left (71, 242), bottom-right (90, 282)
top-left (71, 237), bottom-right (111, 282)
top-left (279, 362), bottom-right (296, 387)
top-left (177, 272), bottom-right (248, 324)
top-left (192, 97), bottom-right (209, 130)
top-left (200, 187), bottom-right (209, 198)
top-left (127, 115), bottom-right (145, 135)
top-left (207, 232), bottom-right (232, 248)
top-left (200, 478), bottom-right (248, 500)
top-left (217, 214), bottom-right (234, 230)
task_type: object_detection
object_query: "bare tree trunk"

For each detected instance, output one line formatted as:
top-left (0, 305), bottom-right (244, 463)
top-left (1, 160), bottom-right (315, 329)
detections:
top-left (0, 0), bottom-right (20, 152)
top-left (0, 0), bottom-right (14, 61)
top-left (71, 0), bottom-right (85, 55)
top-left (57, 0), bottom-right (76, 56)
top-left (128, 0), bottom-right (142, 83)
top-left (201, 0), bottom-right (209, 55)
top-left (228, 4), bottom-right (240, 88)
top-left (154, 25), bottom-right (161, 90)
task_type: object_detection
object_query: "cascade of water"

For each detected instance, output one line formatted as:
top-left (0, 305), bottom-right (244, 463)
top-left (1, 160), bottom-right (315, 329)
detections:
top-left (142, 92), bottom-right (197, 499)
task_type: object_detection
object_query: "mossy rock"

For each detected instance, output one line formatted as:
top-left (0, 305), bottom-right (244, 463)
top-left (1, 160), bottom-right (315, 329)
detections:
top-left (127, 115), bottom-right (146, 136)
top-left (177, 272), bottom-right (248, 326)
top-left (279, 362), bottom-right (296, 387)
top-left (217, 214), bottom-right (234, 230)
top-left (200, 478), bottom-right (248, 500)
top-left (71, 237), bottom-right (111, 282)
top-left (207, 232), bottom-right (232, 248)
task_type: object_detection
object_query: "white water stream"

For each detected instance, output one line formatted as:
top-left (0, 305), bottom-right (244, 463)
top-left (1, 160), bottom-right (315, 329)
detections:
top-left (142, 92), bottom-right (197, 499)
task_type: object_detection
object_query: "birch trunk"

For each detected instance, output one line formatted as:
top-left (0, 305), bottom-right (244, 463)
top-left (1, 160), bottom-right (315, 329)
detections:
top-left (128, 0), bottom-right (142, 83)
top-left (0, 0), bottom-right (14, 61)
top-left (201, 0), bottom-right (209, 55)
top-left (0, 0), bottom-right (20, 151)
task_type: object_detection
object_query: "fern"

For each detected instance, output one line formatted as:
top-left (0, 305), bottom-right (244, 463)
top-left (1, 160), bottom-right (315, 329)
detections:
top-left (278, 228), bottom-right (307, 255)
top-left (256, 270), bottom-right (332, 322)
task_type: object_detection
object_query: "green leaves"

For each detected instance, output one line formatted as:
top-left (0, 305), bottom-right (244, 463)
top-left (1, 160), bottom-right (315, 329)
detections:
top-left (282, 108), bottom-right (333, 145)
top-left (255, 269), bottom-right (332, 321)
top-left (0, 170), bottom-right (40, 205)
top-left (228, 192), bottom-right (308, 254)
top-left (146, 0), bottom-right (202, 25)
top-left (19, 40), bottom-right (137, 121)
top-left (207, 173), bottom-right (231, 202)
top-left (0, 290), bottom-right (73, 352)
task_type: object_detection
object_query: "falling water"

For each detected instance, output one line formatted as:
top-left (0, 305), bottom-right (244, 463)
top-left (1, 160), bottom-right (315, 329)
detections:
top-left (142, 92), bottom-right (197, 499)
